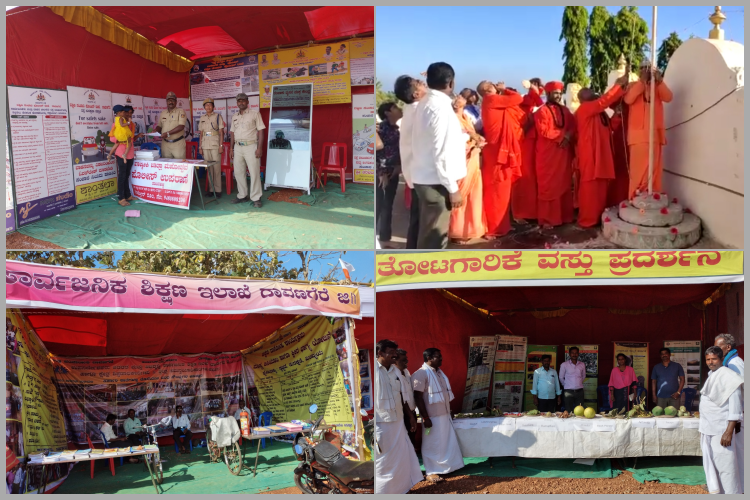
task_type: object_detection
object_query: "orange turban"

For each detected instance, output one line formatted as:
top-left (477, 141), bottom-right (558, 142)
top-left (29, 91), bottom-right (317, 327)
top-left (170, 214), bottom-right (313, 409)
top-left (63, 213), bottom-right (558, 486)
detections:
top-left (544, 81), bottom-right (564, 93)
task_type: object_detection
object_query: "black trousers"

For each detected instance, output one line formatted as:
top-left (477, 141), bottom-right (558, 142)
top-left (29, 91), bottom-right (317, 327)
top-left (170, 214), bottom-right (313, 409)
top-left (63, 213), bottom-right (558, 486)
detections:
top-left (403, 408), bottom-right (417, 447)
top-left (126, 434), bottom-right (142, 446)
top-left (413, 184), bottom-right (451, 249)
top-left (173, 428), bottom-right (193, 449)
top-left (537, 398), bottom-right (557, 413)
top-left (376, 173), bottom-right (400, 241)
top-left (563, 389), bottom-right (585, 412)
top-left (116, 156), bottom-right (134, 200)
top-left (406, 188), bottom-right (420, 249)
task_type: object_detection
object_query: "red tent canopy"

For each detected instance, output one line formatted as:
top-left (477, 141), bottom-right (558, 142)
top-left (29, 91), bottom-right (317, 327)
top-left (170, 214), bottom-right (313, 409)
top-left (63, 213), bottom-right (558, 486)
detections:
top-left (377, 284), bottom-right (730, 413)
top-left (22, 310), bottom-right (373, 357)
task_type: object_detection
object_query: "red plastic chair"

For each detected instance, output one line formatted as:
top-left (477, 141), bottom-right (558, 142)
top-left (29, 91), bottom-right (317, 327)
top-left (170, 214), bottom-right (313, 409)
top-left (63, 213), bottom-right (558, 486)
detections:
top-left (204, 143), bottom-right (233, 194)
top-left (86, 434), bottom-right (115, 479)
top-left (317, 143), bottom-right (348, 193)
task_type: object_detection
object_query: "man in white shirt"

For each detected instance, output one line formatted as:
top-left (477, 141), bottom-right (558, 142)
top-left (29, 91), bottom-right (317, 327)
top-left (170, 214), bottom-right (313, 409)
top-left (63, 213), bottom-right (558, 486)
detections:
top-left (172, 405), bottom-right (193, 454)
top-left (411, 62), bottom-right (467, 248)
top-left (395, 75), bottom-right (427, 249)
top-left (101, 413), bottom-right (138, 463)
top-left (715, 333), bottom-right (744, 491)
top-left (375, 339), bottom-right (423, 494)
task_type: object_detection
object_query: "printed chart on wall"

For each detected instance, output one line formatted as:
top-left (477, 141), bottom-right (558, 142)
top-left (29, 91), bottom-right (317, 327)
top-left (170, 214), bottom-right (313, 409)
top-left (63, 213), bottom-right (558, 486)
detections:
top-left (7, 87), bottom-right (76, 227)
top-left (358, 349), bottom-right (373, 412)
top-left (463, 336), bottom-right (497, 412)
top-left (492, 335), bottom-right (527, 413)
top-left (352, 94), bottom-right (375, 184)
top-left (350, 38), bottom-right (374, 85)
top-left (613, 342), bottom-right (649, 389)
top-left (190, 55), bottom-right (259, 101)
top-left (665, 340), bottom-right (702, 406)
top-left (53, 353), bottom-right (244, 443)
top-left (524, 345), bottom-right (557, 411)
top-left (6, 123), bottom-right (15, 233)
top-left (259, 43), bottom-right (351, 107)
top-left (67, 86), bottom-right (118, 204)
top-left (565, 345), bottom-right (599, 411)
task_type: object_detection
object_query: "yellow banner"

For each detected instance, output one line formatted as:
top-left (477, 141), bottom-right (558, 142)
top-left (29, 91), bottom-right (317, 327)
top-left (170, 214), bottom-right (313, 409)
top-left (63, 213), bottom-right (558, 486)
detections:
top-left (7, 310), bottom-right (68, 456)
top-left (75, 178), bottom-right (117, 204)
top-left (258, 43), bottom-right (352, 107)
top-left (243, 316), bottom-right (354, 432)
top-left (376, 251), bottom-right (743, 287)
top-left (350, 38), bottom-right (374, 59)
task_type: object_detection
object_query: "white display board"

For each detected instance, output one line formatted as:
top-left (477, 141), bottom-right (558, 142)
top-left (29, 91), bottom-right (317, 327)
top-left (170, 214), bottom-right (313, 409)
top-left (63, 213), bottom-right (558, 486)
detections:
top-left (67, 86), bottom-right (117, 204)
top-left (265, 83), bottom-right (313, 194)
top-left (352, 93), bottom-right (375, 184)
top-left (7, 86), bottom-right (76, 226)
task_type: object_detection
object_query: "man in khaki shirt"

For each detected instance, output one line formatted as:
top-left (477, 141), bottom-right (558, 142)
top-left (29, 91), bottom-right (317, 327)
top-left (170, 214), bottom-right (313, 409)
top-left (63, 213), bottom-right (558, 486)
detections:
top-left (198, 98), bottom-right (225, 198)
top-left (231, 93), bottom-right (266, 207)
top-left (155, 92), bottom-right (188, 159)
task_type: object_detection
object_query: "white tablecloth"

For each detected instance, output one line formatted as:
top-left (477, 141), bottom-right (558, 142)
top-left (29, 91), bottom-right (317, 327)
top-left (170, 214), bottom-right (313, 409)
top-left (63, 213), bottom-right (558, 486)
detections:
top-left (452, 416), bottom-right (701, 458)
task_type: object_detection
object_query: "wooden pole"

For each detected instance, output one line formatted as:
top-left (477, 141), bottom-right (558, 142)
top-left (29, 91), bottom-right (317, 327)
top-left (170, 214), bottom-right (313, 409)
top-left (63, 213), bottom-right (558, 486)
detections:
top-left (647, 6), bottom-right (658, 194)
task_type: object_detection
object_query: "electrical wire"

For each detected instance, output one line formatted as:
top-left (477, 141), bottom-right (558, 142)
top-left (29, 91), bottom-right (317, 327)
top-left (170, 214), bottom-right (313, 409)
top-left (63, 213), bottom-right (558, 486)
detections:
top-left (666, 86), bottom-right (741, 131)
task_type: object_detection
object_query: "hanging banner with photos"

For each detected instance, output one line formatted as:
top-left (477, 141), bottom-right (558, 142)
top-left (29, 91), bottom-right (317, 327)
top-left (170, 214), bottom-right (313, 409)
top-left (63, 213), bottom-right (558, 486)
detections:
top-left (492, 335), bottom-right (527, 413)
top-left (52, 352), bottom-right (244, 444)
top-left (190, 55), bottom-right (259, 101)
top-left (259, 43), bottom-right (351, 107)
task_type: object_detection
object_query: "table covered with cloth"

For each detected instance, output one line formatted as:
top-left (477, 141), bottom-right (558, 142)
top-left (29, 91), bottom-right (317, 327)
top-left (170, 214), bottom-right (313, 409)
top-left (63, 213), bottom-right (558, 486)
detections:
top-left (452, 416), bottom-right (701, 458)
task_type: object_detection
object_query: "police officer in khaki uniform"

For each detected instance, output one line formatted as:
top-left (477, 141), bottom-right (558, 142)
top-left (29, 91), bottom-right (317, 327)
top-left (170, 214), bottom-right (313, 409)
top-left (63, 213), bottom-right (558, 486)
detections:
top-left (231, 93), bottom-right (266, 207)
top-left (155, 92), bottom-right (187, 159)
top-left (198, 98), bottom-right (225, 198)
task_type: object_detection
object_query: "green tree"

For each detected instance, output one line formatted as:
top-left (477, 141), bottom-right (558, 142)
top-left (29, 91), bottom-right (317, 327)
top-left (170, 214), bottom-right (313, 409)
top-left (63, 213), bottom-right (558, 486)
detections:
top-left (657, 32), bottom-right (682, 72)
top-left (607, 7), bottom-right (650, 71)
top-left (588, 6), bottom-right (612, 93)
top-left (376, 79), bottom-right (399, 109)
top-left (6, 251), bottom-right (104, 268)
top-left (560, 6), bottom-right (589, 87)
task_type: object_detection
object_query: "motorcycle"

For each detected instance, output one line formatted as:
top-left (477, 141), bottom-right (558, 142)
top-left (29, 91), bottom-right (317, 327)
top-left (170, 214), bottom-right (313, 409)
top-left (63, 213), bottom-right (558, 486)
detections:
top-left (292, 407), bottom-right (374, 494)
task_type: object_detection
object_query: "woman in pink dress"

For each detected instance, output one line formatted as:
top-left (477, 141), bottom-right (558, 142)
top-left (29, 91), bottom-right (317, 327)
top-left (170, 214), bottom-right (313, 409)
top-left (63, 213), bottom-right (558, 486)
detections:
top-left (608, 353), bottom-right (639, 412)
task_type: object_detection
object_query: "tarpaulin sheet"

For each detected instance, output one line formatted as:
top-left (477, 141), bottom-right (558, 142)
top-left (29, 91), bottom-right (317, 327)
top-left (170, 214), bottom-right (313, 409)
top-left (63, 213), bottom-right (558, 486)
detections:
top-left (433, 456), bottom-right (619, 479)
top-left (15, 182), bottom-right (374, 250)
top-left (376, 286), bottom-right (719, 413)
top-left (6, 6), bottom-right (188, 98)
top-left (627, 456), bottom-right (706, 485)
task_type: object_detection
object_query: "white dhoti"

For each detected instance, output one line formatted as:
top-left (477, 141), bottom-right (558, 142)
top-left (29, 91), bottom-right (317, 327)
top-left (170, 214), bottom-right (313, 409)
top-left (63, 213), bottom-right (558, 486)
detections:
top-left (701, 433), bottom-right (742, 494)
top-left (375, 420), bottom-right (423, 494)
top-left (735, 425), bottom-right (744, 492)
top-left (421, 414), bottom-right (465, 475)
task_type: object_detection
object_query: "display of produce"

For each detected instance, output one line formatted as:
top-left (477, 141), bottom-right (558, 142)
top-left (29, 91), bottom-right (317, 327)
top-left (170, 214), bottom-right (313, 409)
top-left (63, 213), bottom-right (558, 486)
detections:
top-left (652, 406), bottom-right (664, 416)
top-left (626, 396), bottom-right (653, 418)
top-left (573, 405), bottom-right (585, 417)
top-left (583, 407), bottom-right (596, 419)
top-left (603, 407), bottom-right (626, 418)
top-left (664, 406), bottom-right (678, 416)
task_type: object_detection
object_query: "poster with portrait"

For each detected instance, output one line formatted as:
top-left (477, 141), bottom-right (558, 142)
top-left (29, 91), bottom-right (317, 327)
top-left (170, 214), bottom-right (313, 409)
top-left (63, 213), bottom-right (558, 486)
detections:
top-left (7, 86), bottom-right (77, 225)
top-left (350, 38), bottom-right (375, 86)
top-left (259, 43), bottom-right (351, 107)
top-left (190, 55), bottom-right (259, 101)
top-left (352, 93), bottom-right (375, 184)
top-left (265, 83), bottom-right (313, 193)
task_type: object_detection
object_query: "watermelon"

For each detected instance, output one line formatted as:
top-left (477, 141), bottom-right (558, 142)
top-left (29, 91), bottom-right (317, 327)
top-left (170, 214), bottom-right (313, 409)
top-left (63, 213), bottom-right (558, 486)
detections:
top-left (573, 405), bottom-right (585, 417)
top-left (665, 406), bottom-right (678, 416)
top-left (652, 406), bottom-right (664, 416)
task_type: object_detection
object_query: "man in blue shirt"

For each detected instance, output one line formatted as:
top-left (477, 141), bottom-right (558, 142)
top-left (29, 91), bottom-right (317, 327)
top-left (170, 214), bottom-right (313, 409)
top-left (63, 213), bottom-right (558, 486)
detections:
top-left (650, 347), bottom-right (685, 409)
top-left (531, 355), bottom-right (562, 412)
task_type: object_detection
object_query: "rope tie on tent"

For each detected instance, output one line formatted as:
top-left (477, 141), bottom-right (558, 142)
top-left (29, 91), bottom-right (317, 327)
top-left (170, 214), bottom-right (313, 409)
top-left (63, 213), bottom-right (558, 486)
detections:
top-left (435, 289), bottom-right (514, 335)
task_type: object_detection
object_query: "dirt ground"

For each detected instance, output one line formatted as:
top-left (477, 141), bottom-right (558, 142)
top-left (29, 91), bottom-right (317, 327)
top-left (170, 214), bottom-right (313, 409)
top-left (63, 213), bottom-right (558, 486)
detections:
top-left (410, 470), bottom-right (707, 495)
top-left (6, 231), bottom-right (62, 249)
top-left (267, 188), bottom-right (310, 206)
top-left (259, 486), bottom-right (303, 494)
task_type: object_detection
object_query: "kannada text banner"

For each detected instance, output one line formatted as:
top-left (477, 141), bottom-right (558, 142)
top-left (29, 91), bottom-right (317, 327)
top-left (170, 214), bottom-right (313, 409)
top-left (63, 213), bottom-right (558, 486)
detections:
top-left (6, 261), bottom-right (361, 317)
top-left (376, 251), bottom-right (743, 288)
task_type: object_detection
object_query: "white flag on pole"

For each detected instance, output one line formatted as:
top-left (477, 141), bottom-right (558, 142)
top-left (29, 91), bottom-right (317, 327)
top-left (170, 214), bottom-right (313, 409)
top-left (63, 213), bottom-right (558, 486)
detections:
top-left (339, 259), bottom-right (355, 281)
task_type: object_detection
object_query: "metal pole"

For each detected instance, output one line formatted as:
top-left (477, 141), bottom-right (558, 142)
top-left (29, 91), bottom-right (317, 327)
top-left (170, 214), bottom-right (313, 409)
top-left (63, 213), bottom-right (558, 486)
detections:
top-left (647, 6), bottom-right (658, 194)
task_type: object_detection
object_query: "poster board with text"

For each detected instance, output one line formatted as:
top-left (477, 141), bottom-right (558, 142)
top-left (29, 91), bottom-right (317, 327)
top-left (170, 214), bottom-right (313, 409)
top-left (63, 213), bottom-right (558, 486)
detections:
top-left (350, 38), bottom-right (375, 86)
top-left (664, 340), bottom-right (702, 409)
top-left (492, 335), bottom-right (527, 413)
top-left (352, 94), bottom-right (375, 184)
top-left (463, 336), bottom-right (497, 412)
top-left (190, 55), bottom-right (259, 101)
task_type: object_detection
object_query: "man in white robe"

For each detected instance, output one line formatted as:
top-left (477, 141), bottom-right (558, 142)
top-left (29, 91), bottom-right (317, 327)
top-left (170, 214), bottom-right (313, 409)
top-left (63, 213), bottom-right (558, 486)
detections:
top-left (375, 339), bottom-right (423, 494)
top-left (715, 333), bottom-right (744, 492)
top-left (700, 345), bottom-right (743, 494)
top-left (413, 347), bottom-right (464, 482)
top-left (395, 348), bottom-right (418, 445)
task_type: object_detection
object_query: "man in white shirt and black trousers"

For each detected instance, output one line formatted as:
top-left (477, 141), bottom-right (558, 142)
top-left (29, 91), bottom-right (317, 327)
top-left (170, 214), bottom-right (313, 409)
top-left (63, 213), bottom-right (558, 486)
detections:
top-left (411, 62), bottom-right (467, 249)
top-left (172, 405), bottom-right (192, 455)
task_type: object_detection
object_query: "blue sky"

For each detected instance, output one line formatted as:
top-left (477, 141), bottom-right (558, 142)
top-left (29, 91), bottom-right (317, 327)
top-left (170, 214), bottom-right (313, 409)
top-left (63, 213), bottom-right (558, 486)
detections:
top-left (376, 6), bottom-right (744, 91)
top-left (84, 251), bottom-right (374, 282)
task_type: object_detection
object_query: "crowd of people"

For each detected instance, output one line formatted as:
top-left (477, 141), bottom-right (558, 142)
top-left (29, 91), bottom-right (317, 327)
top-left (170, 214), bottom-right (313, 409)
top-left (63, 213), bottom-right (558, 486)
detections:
top-left (375, 334), bottom-right (744, 494)
top-left (375, 61), bottom-right (673, 248)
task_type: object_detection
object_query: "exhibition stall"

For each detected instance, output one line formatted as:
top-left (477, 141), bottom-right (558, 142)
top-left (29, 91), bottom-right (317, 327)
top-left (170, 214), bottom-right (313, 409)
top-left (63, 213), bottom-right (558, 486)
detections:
top-left (375, 250), bottom-right (744, 459)
top-left (6, 260), bottom-right (374, 494)
top-left (6, 6), bottom-right (374, 239)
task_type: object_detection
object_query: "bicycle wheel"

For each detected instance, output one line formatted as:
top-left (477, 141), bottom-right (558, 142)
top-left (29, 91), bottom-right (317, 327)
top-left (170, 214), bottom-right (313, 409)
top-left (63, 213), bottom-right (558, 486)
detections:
top-left (223, 442), bottom-right (243, 476)
top-left (151, 453), bottom-right (163, 484)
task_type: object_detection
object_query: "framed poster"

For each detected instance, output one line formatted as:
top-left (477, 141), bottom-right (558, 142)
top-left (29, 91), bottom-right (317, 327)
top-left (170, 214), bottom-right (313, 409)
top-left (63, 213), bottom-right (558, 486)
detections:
top-left (352, 94), bottom-right (375, 184)
top-left (350, 38), bottom-right (375, 86)
top-left (492, 335), bottom-right (527, 413)
top-left (7, 86), bottom-right (76, 226)
top-left (190, 55), bottom-right (259, 101)
top-left (462, 336), bottom-right (497, 412)
top-left (265, 83), bottom-right (314, 194)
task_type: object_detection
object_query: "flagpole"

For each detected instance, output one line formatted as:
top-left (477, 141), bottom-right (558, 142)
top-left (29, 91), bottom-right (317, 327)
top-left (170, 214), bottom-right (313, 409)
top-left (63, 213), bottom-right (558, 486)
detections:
top-left (648, 6), bottom-right (658, 194)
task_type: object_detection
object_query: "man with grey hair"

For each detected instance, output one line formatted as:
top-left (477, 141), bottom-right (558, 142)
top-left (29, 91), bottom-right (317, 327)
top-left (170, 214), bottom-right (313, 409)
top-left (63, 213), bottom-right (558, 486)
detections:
top-left (715, 333), bottom-right (744, 491)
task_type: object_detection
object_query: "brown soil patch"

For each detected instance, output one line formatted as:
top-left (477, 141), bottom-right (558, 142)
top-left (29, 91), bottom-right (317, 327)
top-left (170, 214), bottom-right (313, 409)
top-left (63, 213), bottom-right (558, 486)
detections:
top-left (258, 486), bottom-right (303, 494)
top-left (6, 231), bottom-right (62, 250)
top-left (410, 471), bottom-right (706, 495)
top-left (267, 189), bottom-right (310, 206)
